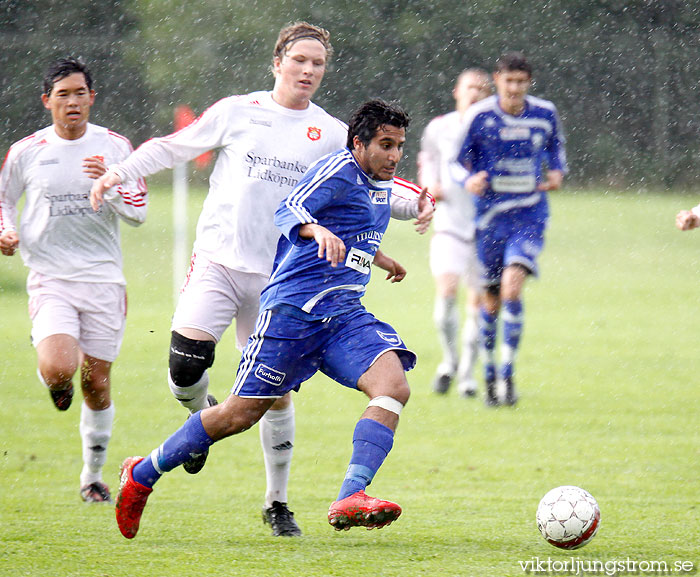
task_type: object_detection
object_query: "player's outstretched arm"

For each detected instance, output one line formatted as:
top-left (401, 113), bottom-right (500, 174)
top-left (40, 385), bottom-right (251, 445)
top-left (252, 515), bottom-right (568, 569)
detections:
top-left (676, 209), bottom-right (700, 231)
top-left (298, 223), bottom-right (346, 267)
top-left (90, 169), bottom-right (123, 211)
top-left (373, 249), bottom-right (406, 283)
top-left (0, 229), bottom-right (19, 256)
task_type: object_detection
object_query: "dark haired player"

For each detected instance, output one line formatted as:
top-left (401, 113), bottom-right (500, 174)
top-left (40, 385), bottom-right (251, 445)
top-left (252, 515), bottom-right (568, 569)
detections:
top-left (113, 99), bottom-right (422, 539)
top-left (91, 22), bottom-right (431, 535)
top-left (0, 57), bottom-right (147, 502)
top-left (455, 52), bottom-right (567, 405)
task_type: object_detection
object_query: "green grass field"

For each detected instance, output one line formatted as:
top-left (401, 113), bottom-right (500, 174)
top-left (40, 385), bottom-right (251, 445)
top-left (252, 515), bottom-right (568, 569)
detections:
top-left (1, 186), bottom-right (698, 577)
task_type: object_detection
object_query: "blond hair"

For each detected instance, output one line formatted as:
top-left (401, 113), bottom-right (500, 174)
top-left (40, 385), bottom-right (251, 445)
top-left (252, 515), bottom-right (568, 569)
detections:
top-left (272, 22), bottom-right (333, 66)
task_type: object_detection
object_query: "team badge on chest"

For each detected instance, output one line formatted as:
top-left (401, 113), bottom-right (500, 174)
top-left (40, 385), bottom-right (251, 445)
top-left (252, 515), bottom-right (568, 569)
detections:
top-left (307, 127), bottom-right (321, 141)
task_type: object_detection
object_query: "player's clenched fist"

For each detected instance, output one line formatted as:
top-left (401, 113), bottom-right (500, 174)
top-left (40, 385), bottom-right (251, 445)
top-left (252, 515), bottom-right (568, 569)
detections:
top-left (0, 230), bottom-right (19, 256)
top-left (676, 209), bottom-right (700, 231)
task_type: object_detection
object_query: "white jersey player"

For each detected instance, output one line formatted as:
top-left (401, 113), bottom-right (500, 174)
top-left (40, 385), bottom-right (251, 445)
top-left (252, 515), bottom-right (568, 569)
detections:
top-left (90, 22), bottom-right (433, 536)
top-left (0, 58), bottom-right (147, 503)
top-left (418, 68), bottom-right (492, 397)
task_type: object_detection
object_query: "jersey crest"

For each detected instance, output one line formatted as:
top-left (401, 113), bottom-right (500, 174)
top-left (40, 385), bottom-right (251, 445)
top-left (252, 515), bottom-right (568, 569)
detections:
top-left (307, 126), bottom-right (321, 141)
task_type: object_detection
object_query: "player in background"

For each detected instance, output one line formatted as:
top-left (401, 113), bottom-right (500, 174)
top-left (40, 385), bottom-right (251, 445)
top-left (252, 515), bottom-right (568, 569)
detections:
top-left (418, 68), bottom-right (492, 397)
top-left (0, 57), bottom-right (147, 502)
top-left (113, 99), bottom-right (417, 540)
top-left (455, 52), bottom-right (567, 406)
top-left (90, 22), bottom-right (432, 536)
top-left (675, 205), bottom-right (700, 231)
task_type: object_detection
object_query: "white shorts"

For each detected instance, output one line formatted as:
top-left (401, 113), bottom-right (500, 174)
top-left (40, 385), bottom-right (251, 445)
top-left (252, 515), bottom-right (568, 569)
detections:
top-left (27, 271), bottom-right (127, 362)
top-left (171, 253), bottom-right (269, 350)
top-left (429, 232), bottom-right (482, 290)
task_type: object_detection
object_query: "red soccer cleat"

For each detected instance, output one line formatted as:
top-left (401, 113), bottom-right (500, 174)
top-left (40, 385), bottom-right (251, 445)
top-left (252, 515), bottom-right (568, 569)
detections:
top-left (328, 490), bottom-right (402, 531)
top-left (115, 457), bottom-right (153, 539)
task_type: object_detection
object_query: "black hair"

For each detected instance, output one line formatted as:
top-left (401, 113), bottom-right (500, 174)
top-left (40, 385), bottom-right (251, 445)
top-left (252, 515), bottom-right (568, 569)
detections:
top-left (43, 57), bottom-right (92, 95)
top-left (495, 52), bottom-right (532, 77)
top-left (346, 99), bottom-right (410, 149)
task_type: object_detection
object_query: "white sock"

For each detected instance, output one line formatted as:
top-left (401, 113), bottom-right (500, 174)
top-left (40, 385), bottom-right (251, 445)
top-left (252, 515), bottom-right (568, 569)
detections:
top-left (79, 402), bottom-right (115, 486)
top-left (259, 402), bottom-right (295, 508)
top-left (168, 369), bottom-right (210, 413)
top-left (457, 309), bottom-right (479, 382)
top-left (434, 295), bottom-right (459, 374)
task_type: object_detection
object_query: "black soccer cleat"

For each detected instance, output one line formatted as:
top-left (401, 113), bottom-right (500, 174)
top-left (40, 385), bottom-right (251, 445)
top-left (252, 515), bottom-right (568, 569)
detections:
top-left (503, 377), bottom-right (519, 406)
top-left (262, 501), bottom-right (302, 536)
top-left (432, 372), bottom-right (452, 394)
top-left (182, 394), bottom-right (218, 474)
top-left (484, 378), bottom-right (499, 407)
top-left (80, 481), bottom-right (112, 503)
top-left (49, 384), bottom-right (74, 411)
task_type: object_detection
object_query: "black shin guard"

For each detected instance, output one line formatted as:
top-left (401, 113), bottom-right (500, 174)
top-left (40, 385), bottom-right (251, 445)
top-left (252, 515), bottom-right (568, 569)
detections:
top-left (169, 331), bottom-right (216, 388)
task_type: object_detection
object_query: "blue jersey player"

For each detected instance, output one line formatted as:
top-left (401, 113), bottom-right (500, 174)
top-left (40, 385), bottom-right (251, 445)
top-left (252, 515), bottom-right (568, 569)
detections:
top-left (114, 100), bottom-right (428, 538)
top-left (455, 52), bottom-right (567, 406)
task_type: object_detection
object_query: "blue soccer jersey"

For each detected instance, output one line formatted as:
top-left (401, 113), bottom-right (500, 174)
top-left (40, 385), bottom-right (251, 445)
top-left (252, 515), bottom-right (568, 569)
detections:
top-left (456, 94), bottom-right (567, 230)
top-left (259, 148), bottom-right (393, 320)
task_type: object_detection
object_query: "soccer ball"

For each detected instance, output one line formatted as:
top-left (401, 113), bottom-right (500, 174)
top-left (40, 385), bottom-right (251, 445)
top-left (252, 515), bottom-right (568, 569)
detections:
top-left (536, 486), bottom-right (601, 549)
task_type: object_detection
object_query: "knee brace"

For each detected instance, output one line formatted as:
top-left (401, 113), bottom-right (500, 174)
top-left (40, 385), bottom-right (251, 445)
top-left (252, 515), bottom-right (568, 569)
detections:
top-left (169, 331), bottom-right (216, 388)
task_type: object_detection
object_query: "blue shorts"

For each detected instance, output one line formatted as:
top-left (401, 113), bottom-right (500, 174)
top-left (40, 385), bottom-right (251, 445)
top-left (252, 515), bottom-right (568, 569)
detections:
top-left (232, 307), bottom-right (416, 398)
top-left (476, 215), bottom-right (546, 287)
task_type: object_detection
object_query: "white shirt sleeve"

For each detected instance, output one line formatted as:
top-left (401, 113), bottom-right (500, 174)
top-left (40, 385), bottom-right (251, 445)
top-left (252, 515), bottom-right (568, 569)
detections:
top-left (113, 97), bottom-right (231, 183)
top-left (102, 134), bottom-right (148, 226)
top-left (0, 142), bottom-right (27, 233)
top-left (390, 177), bottom-right (432, 220)
top-left (102, 184), bottom-right (147, 226)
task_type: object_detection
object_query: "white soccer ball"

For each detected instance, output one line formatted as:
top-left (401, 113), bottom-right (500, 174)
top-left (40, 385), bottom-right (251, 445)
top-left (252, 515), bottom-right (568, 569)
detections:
top-left (536, 485), bottom-right (601, 549)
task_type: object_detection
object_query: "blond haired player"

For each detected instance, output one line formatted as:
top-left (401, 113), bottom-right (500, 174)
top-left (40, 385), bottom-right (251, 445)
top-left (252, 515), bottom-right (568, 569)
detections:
top-left (91, 22), bottom-right (432, 535)
top-left (0, 57), bottom-right (147, 502)
top-left (418, 69), bottom-right (492, 396)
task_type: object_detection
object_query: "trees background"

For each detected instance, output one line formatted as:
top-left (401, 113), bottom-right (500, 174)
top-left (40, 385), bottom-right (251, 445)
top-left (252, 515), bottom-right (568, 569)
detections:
top-left (1, 0), bottom-right (698, 187)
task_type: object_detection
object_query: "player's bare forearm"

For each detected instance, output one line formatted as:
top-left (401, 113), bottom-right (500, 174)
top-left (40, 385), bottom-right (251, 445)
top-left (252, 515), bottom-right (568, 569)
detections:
top-left (299, 223), bottom-right (346, 267)
top-left (373, 249), bottom-right (406, 283)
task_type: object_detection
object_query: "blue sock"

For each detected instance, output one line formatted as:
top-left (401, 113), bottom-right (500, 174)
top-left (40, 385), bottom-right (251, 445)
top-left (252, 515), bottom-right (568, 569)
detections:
top-left (479, 307), bottom-right (498, 382)
top-left (337, 418), bottom-right (394, 501)
top-left (132, 412), bottom-right (214, 488)
top-left (501, 299), bottom-right (523, 379)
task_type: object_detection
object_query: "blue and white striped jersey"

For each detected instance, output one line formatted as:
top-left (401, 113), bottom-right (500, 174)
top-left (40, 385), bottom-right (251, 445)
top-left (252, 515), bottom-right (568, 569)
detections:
top-left (456, 94), bottom-right (567, 229)
top-left (259, 148), bottom-right (393, 320)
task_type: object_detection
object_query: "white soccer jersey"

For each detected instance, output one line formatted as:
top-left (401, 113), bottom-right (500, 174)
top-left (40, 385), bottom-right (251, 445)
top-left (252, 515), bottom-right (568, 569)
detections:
top-left (113, 91), bottom-right (349, 276)
top-left (113, 90), bottom-right (425, 276)
top-left (419, 110), bottom-right (475, 241)
top-left (0, 124), bottom-right (147, 283)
